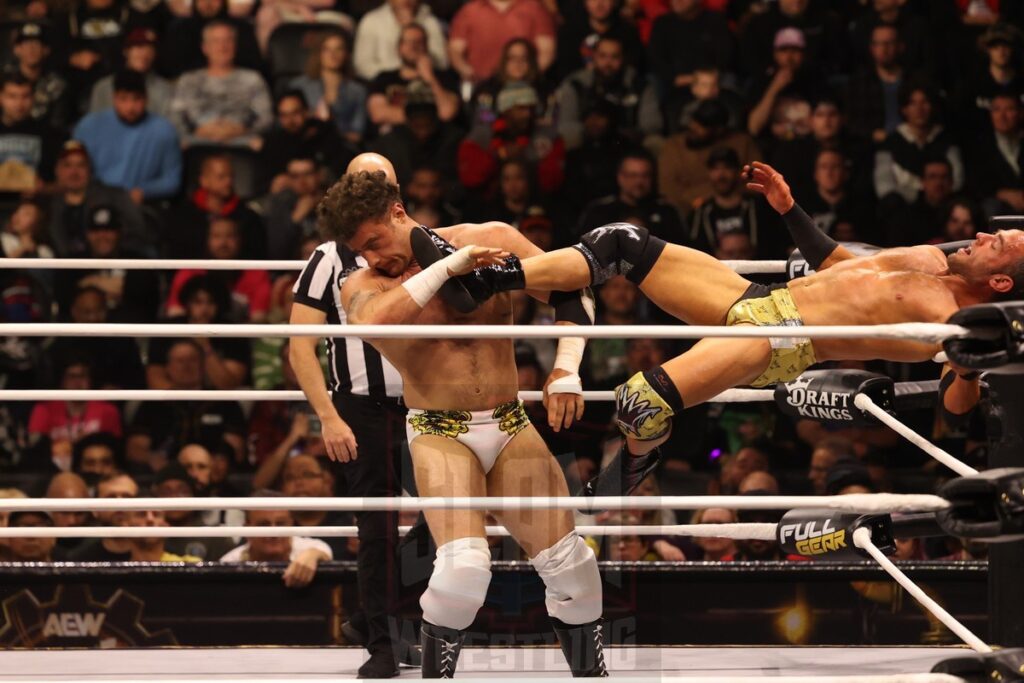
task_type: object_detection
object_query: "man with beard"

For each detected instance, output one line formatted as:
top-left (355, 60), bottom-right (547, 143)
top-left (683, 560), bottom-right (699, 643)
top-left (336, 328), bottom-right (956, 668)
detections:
top-left (555, 35), bottom-right (661, 150)
top-left (73, 70), bottom-right (181, 203)
top-left (69, 472), bottom-right (139, 561)
top-left (152, 461), bottom-right (233, 561)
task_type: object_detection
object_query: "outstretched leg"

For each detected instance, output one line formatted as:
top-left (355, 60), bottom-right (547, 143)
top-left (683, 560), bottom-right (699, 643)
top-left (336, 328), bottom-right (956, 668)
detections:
top-left (519, 225), bottom-right (753, 325)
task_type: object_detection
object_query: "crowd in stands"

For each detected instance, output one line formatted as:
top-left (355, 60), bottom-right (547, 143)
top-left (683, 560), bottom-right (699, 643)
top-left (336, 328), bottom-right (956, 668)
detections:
top-left (0, 0), bottom-right (1012, 565)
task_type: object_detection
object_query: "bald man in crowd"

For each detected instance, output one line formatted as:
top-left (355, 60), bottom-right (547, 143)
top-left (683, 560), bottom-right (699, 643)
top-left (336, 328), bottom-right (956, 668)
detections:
top-left (289, 153), bottom-right (417, 677)
top-left (45, 472), bottom-right (91, 556)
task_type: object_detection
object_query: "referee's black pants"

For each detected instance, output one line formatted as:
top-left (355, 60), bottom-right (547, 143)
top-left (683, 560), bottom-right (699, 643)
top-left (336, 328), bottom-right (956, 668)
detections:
top-left (332, 392), bottom-right (410, 655)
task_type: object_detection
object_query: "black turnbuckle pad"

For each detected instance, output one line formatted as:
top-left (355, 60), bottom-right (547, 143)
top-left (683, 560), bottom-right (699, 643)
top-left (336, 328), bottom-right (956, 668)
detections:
top-left (931, 648), bottom-right (1024, 682)
top-left (936, 468), bottom-right (1024, 542)
top-left (777, 509), bottom-right (895, 560)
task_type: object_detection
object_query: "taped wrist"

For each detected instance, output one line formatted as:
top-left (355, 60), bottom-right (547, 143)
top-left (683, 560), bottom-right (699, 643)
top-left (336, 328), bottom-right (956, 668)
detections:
top-left (783, 203), bottom-right (839, 270)
top-left (550, 288), bottom-right (596, 326)
top-left (401, 248), bottom-right (472, 307)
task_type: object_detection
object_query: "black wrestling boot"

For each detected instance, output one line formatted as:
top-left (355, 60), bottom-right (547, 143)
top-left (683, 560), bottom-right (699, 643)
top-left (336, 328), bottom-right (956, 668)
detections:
top-left (421, 621), bottom-right (466, 678)
top-left (578, 442), bottom-right (662, 514)
top-left (357, 649), bottom-right (399, 679)
top-left (410, 226), bottom-right (478, 313)
top-left (551, 618), bottom-right (608, 677)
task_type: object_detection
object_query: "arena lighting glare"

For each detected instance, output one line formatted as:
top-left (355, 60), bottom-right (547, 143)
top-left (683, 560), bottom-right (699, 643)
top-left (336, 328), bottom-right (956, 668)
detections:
top-left (776, 602), bottom-right (811, 645)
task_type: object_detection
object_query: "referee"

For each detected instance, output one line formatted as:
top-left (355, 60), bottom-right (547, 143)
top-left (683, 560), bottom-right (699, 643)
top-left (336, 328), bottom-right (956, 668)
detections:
top-left (289, 154), bottom-right (411, 678)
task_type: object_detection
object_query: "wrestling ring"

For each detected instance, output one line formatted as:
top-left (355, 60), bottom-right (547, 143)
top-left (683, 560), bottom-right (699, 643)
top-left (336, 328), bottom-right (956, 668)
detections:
top-left (1, 247), bottom-right (1024, 682)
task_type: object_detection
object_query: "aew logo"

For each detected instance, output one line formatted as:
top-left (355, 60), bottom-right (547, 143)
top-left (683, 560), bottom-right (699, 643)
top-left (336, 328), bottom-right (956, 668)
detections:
top-left (615, 386), bottom-right (662, 437)
top-left (780, 518), bottom-right (847, 555)
top-left (42, 612), bottom-right (105, 638)
top-left (783, 377), bottom-right (853, 421)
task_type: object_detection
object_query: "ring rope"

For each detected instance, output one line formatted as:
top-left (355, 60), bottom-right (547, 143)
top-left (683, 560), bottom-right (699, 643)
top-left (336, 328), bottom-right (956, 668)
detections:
top-left (853, 395), bottom-right (979, 477)
top-left (0, 388), bottom-right (774, 404)
top-left (0, 493), bottom-right (951, 514)
top-left (0, 257), bottom-right (789, 276)
top-left (0, 523), bottom-right (780, 541)
top-left (852, 527), bottom-right (991, 654)
top-left (0, 322), bottom-right (972, 342)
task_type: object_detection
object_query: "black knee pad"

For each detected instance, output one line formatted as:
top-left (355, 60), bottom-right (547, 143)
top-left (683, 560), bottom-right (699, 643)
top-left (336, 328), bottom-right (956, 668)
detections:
top-left (573, 223), bottom-right (667, 285)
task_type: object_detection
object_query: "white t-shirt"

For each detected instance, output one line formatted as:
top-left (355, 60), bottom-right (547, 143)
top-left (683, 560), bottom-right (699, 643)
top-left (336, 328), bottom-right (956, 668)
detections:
top-left (219, 536), bottom-right (333, 562)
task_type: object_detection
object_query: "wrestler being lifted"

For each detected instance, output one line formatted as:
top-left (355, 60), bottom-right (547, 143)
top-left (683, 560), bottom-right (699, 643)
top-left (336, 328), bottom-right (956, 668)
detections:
top-left (453, 161), bottom-right (1023, 502)
top-left (317, 171), bottom-right (607, 678)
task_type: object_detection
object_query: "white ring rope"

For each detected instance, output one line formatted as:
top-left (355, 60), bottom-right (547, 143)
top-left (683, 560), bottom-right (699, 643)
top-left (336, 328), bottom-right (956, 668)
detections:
top-left (854, 395), bottom-right (979, 477)
top-left (0, 677), bottom-right (970, 683)
top-left (0, 493), bottom-right (950, 514)
top-left (852, 527), bottom-right (991, 654)
top-left (0, 523), bottom-right (780, 541)
top-left (0, 257), bottom-right (789, 276)
top-left (0, 322), bottom-right (971, 342)
top-left (0, 388), bottom-right (774, 404)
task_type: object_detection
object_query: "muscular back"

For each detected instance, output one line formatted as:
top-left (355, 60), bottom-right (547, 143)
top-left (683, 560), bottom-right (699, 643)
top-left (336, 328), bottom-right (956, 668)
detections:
top-left (786, 245), bottom-right (960, 362)
top-left (343, 223), bottom-right (540, 411)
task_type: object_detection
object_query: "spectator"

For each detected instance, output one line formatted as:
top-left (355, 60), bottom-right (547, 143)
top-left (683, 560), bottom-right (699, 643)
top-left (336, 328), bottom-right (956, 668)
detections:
top-left (970, 93), bottom-right (1024, 215)
top-left (45, 142), bottom-right (149, 258)
top-left (769, 96), bottom-right (872, 201)
top-left (74, 70), bottom-right (183, 203)
top-left (848, 0), bottom-right (935, 79)
top-left (178, 443), bottom-right (214, 493)
top-left (938, 198), bottom-right (982, 243)
top-left (6, 510), bottom-right (58, 562)
top-left (29, 356), bottom-right (122, 470)
top-left (746, 28), bottom-right (827, 141)
top-left (263, 157), bottom-right (324, 259)
top-left (131, 340), bottom-right (247, 459)
top-left (959, 23), bottom-right (1024, 131)
top-left (170, 21), bottom-right (273, 148)
top-left (465, 158), bottom-right (535, 224)
top-left (659, 99), bottom-right (760, 215)
top-left (71, 432), bottom-right (121, 483)
top-left (158, 0), bottom-right (263, 78)
top-left (404, 166), bottom-right (460, 227)
top-left (469, 39), bottom-right (553, 128)
top-left (459, 81), bottom-right (565, 195)
top-left (606, 516), bottom-right (659, 561)
top-left (578, 148), bottom-right (684, 240)
top-left (45, 472), bottom-right (91, 555)
top-left (0, 74), bottom-right (63, 194)
top-left (68, 472), bottom-right (138, 561)
top-left (555, 35), bottom-right (661, 151)
top-left (807, 436), bottom-right (853, 495)
top-left (262, 91), bottom-right (352, 190)
top-left (1, 200), bottom-right (52, 258)
top-left (221, 502), bottom-right (333, 589)
top-left (874, 83), bottom-right (964, 205)
top-left (166, 155), bottom-right (268, 259)
top-left (371, 87), bottom-right (462, 188)
top-left (735, 509), bottom-right (784, 560)
top-left (276, 455), bottom-right (352, 559)
top-left (50, 0), bottom-right (130, 114)
top-left (887, 157), bottom-right (956, 246)
top-left (647, 0), bottom-right (733, 126)
top-left (825, 459), bottom-right (874, 496)
top-left (89, 28), bottom-right (174, 119)
top-left (689, 147), bottom-right (778, 258)
top-left (208, 439), bottom-right (245, 497)
top-left (151, 274), bottom-right (252, 389)
top-left (366, 23), bottom-right (461, 134)
top-left (691, 507), bottom-right (737, 560)
top-left (354, 0), bottom-right (448, 80)
top-left (126, 509), bottom-right (202, 563)
top-left (253, 0), bottom-right (351, 53)
top-left (587, 275), bottom-right (644, 385)
top-left (845, 24), bottom-right (910, 144)
top-left (555, 0), bottom-right (644, 79)
top-left (737, 0), bottom-right (847, 79)
top-left (55, 207), bottom-right (161, 324)
top-left (800, 149), bottom-right (877, 244)
top-left (289, 32), bottom-right (368, 145)
top-left (448, 0), bottom-right (556, 83)
top-left (4, 22), bottom-right (69, 129)
top-left (562, 98), bottom-right (630, 210)
top-left (151, 462), bottom-right (234, 560)
top-left (738, 470), bottom-right (780, 495)
top-left (718, 445), bottom-right (770, 495)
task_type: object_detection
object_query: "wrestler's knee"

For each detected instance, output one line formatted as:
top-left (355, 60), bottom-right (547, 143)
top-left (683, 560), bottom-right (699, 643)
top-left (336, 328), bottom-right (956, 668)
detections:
top-left (530, 530), bottom-right (602, 625)
top-left (614, 367), bottom-right (684, 441)
top-left (420, 537), bottom-right (492, 630)
top-left (575, 223), bottom-right (666, 285)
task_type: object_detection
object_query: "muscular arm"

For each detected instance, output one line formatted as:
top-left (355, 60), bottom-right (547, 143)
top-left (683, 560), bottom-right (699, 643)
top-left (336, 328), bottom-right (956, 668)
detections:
top-left (340, 270), bottom-right (426, 325)
top-left (939, 365), bottom-right (982, 427)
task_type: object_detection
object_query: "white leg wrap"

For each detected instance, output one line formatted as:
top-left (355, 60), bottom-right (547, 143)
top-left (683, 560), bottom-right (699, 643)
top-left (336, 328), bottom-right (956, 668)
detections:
top-left (420, 536), bottom-right (492, 630)
top-left (530, 530), bottom-right (603, 625)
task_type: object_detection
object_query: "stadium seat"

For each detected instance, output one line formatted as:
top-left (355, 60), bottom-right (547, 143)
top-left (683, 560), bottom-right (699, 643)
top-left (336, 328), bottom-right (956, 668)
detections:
top-left (266, 22), bottom-right (340, 95)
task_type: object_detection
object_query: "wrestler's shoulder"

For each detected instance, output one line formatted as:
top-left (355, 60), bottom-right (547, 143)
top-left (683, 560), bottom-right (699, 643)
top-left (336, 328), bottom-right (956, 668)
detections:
top-left (437, 221), bottom-right (517, 247)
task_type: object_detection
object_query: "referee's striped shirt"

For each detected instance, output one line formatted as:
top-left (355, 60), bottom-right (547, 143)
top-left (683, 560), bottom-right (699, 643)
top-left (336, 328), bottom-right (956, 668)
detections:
top-left (292, 241), bottom-right (403, 399)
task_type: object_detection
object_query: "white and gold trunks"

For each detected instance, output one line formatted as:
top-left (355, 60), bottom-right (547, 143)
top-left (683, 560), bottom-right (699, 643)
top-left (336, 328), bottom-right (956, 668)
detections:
top-left (405, 399), bottom-right (531, 473)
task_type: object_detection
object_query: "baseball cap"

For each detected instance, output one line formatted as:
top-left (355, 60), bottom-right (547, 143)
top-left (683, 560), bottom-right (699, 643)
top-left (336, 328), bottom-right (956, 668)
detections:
top-left (124, 27), bottom-right (158, 48)
top-left (58, 140), bottom-right (90, 163)
top-left (154, 462), bottom-right (195, 491)
top-left (497, 81), bottom-right (539, 114)
top-left (773, 27), bottom-right (806, 50)
top-left (14, 22), bottom-right (48, 45)
top-left (404, 79), bottom-right (437, 115)
top-left (8, 510), bottom-right (54, 526)
top-left (86, 205), bottom-right (121, 231)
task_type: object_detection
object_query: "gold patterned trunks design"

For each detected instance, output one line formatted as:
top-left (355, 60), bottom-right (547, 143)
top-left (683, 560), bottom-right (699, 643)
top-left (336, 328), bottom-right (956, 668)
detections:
top-left (405, 400), bottom-right (530, 473)
top-left (725, 285), bottom-right (817, 388)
